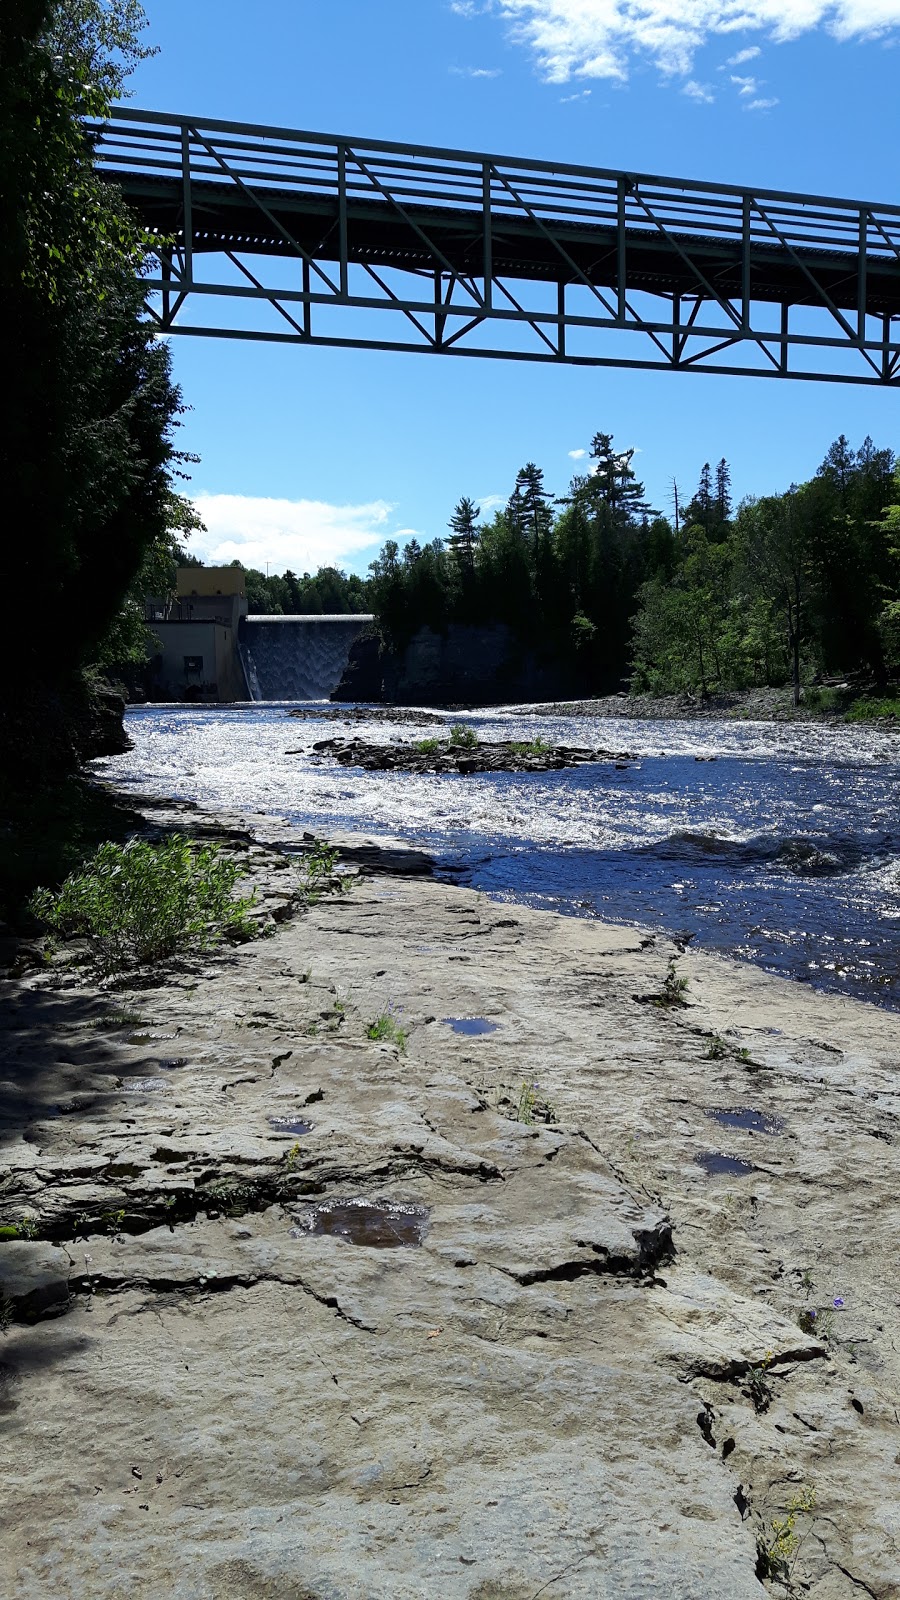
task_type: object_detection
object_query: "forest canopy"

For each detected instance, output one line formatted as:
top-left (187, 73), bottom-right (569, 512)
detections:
top-left (353, 430), bottom-right (900, 703)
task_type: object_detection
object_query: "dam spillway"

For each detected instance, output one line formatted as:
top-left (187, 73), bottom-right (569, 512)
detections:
top-left (239, 614), bottom-right (373, 701)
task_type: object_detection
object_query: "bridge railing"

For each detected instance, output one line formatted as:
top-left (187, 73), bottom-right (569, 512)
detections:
top-left (88, 107), bottom-right (900, 386)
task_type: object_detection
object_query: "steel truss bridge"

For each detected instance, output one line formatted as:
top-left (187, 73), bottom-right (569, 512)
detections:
top-left (92, 107), bottom-right (900, 387)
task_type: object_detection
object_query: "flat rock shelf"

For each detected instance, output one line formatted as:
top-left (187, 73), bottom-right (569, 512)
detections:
top-left (2, 794), bottom-right (899, 1600)
top-left (305, 735), bottom-right (635, 774)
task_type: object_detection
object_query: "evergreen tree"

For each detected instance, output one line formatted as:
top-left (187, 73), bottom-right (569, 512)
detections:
top-left (447, 496), bottom-right (480, 570)
top-left (689, 463), bottom-right (713, 531)
top-left (715, 459), bottom-right (732, 527)
top-left (588, 432), bottom-right (653, 525)
top-left (513, 463), bottom-right (554, 551)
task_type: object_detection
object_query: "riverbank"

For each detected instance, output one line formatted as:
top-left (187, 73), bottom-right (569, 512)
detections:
top-left (518, 686), bottom-right (900, 723)
top-left (2, 790), bottom-right (898, 1597)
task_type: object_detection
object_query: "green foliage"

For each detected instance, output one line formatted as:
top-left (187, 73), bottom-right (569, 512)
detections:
top-left (414, 737), bottom-right (442, 754)
top-left (1, 0), bottom-right (186, 728)
top-left (244, 564), bottom-right (371, 616)
top-left (845, 696), bottom-right (900, 721)
top-left (516, 1080), bottom-right (537, 1124)
top-left (449, 723), bottom-right (478, 748)
top-left (28, 835), bottom-right (258, 972)
top-left (756, 1487), bottom-right (816, 1582)
top-left (509, 737), bottom-right (551, 755)
top-left (366, 1006), bottom-right (409, 1051)
top-left (0, 1217), bottom-right (40, 1242)
top-left (1, 774), bottom-right (141, 921)
top-left (295, 839), bottom-right (349, 903)
top-left (649, 960), bottom-right (689, 1008)
top-left (743, 1352), bottom-right (773, 1413)
top-left (363, 430), bottom-right (898, 702)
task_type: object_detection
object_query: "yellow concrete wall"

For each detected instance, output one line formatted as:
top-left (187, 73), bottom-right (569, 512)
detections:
top-left (176, 566), bottom-right (246, 598)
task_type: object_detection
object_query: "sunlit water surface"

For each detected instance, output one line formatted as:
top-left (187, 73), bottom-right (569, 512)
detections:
top-left (98, 703), bottom-right (900, 1009)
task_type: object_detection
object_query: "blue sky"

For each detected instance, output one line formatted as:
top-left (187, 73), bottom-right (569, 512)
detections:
top-left (130, 0), bottom-right (900, 574)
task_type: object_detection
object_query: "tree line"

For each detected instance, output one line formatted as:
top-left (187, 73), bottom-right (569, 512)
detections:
top-left (364, 431), bottom-right (900, 702)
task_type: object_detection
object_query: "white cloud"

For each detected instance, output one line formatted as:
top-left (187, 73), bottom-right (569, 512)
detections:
top-left (494, 0), bottom-right (900, 82)
top-left (726, 44), bottom-right (762, 61)
top-left (189, 494), bottom-right (409, 574)
top-left (683, 77), bottom-right (715, 98)
top-left (449, 63), bottom-right (503, 75)
top-left (475, 493), bottom-right (507, 510)
top-left (730, 72), bottom-right (758, 86)
top-left (744, 93), bottom-right (779, 105)
top-left (560, 85), bottom-right (593, 96)
top-left (568, 447), bottom-right (587, 458)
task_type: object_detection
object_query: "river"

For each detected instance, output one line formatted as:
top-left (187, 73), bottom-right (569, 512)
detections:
top-left (97, 703), bottom-right (900, 1009)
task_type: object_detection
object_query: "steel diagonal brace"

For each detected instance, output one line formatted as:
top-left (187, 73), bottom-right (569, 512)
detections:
top-left (489, 276), bottom-right (559, 355)
top-left (191, 128), bottom-right (341, 297)
top-left (223, 250), bottom-right (308, 338)
top-left (348, 151), bottom-right (486, 311)
top-left (867, 211), bottom-right (900, 267)
top-left (487, 164), bottom-right (619, 323)
top-left (629, 186), bottom-right (781, 373)
top-left (680, 334), bottom-right (748, 368)
top-left (360, 262), bottom-right (436, 346)
top-left (752, 200), bottom-right (881, 376)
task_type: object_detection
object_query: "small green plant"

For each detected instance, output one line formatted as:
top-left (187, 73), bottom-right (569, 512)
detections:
top-left (744, 1352), bottom-right (774, 1413)
top-left (796, 1268), bottom-right (840, 1343)
top-left (73, 1207), bottom-right (126, 1239)
top-left (649, 959), bottom-right (689, 1008)
top-left (706, 1033), bottom-right (728, 1060)
top-left (513, 1080), bottom-right (558, 1125)
top-left (204, 1178), bottom-right (255, 1214)
top-left (509, 737), bottom-right (551, 756)
top-left (296, 839), bottom-right (349, 904)
top-left (517, 1080), bottom-right (537, 1124)
top-left (0, 1215), bottom-right (40, 1242)
top-left (285, 1142), bottom-right (303, 1171)
top-left (449, 723), bottom-right (478, 749)
top-left (756, 1487), bottom-right (816, 1581)
top-left (798, 1303), bottom-right (836, 1342)
top-left (414, 737), bottom-right (442, 754)
top-left (802, 685), bottom-right (842, 713)
top-left (366, 1003), bottom-right (409, 1051)
top-left (28, 837), bottom-right (258, 974)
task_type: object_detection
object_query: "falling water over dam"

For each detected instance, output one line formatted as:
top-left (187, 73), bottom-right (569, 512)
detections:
top-left (239, 615), bottom-right (373, 701)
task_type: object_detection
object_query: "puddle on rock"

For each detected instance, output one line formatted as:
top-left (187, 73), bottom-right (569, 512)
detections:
top-left (695, 1151), bottom-right (758, 1177)
top-left (292, 1197), bottom-right (430, 1248)
top-left (706, 1107), bottom-right (783, 1135)
top-left (442, 1017), bottom-right (499, 1036)
top-left (268, 1114), bottom-right (314, 1136)
top-left (121, 1077), bottom-right (170, 1094)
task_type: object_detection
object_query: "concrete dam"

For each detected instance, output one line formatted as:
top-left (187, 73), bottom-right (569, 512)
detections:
top-left (239, 614), bottom-right (373, 701)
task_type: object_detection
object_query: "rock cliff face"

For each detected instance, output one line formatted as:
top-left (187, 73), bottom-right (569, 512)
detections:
top-left (333, 623), bottom-right (580, 705)
top-left (0, 675), bottom-right (131, 783)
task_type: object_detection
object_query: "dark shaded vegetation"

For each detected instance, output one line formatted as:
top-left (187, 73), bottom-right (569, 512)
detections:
top-left (0, 1), bottom-right (196, 911)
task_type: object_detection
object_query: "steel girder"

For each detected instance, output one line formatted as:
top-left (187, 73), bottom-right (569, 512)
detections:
top-left (90, 107), bottom-right (900, 386)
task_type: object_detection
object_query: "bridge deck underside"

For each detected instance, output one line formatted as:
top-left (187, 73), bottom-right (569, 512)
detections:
top-left (121, 173), bottom-right (900, 318)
